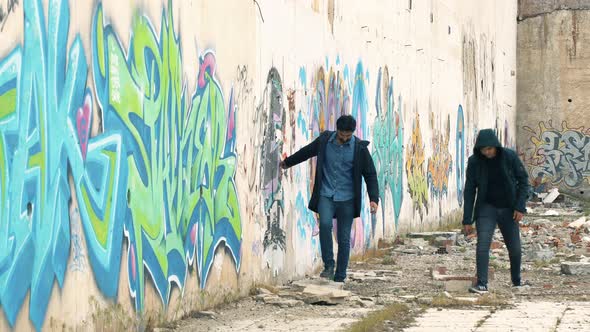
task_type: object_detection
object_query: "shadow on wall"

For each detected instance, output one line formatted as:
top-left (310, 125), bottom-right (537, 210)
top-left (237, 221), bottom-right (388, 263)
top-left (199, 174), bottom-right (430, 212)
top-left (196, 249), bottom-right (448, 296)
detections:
top-left (0, 0), bottom-right (241, 329)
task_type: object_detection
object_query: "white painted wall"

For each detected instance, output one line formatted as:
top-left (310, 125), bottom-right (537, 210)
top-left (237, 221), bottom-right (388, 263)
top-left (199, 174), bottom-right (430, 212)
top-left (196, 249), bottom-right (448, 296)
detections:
top-left (0, 0), bottom-right (516, 330)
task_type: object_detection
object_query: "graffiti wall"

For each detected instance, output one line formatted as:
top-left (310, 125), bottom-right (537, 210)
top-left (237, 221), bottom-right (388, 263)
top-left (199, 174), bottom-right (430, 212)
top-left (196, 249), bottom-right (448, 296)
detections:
top-left (517, 4), bottom-right (590, 197)
top-left (521, 121), bottom-right (590, 191)
top-left (0, 0), bottom-right (516, 330)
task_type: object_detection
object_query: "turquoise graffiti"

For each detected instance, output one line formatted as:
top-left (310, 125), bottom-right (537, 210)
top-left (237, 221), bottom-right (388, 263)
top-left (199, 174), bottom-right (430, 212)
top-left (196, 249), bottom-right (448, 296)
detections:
top-left (0, 0), bottom-right (127, 329)
top-left (456, 105), bottom-right (465, 206)
top-left (305, 59), bottom-right (371, 248)
top-left (0, 0), bottom-right (241, 329)
top-left (350, 61), bottom-right (371, 247)
top-left (373, 66), bottom-right (403, 230)
top-left (91, 2), bottom-right (241, 311)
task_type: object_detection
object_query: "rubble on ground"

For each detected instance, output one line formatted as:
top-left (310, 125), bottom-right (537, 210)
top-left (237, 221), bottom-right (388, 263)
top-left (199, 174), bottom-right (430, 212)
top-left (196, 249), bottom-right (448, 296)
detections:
top-left (172, 189), bottom-right (590, 331)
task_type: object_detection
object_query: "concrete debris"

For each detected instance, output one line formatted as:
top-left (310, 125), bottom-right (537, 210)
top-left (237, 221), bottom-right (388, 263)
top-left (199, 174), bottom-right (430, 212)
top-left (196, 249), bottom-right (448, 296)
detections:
top-left (434, 236), bottom-right (456, 247)
top-left (256, 287), bottom-right (274, 296)
top-left (262, 297), bottom-right (304, 308)
top-left (191, 311), bottom-right (217, 319)
top-left (525, 247), bottom-right (556, 262)
top-left (287, 279), bottom-right (353, 305)
top-left (568, 217), bottom-right (589, 229)
top-left (453, 296), bottom-right (479, 303)
top-left (542, 188), bottom-right (560, 204)
top-left (542, 210), bottom-right (560, 216)
top-left (301, 284), bottom-right (352, 305)
top-left (172, 191), bottom-right (590, 332)
top-left (408, 231), bottom-right (458, 243)
top-left (444, 277), bottom-right (477, 292)
top-left (561, 262), bottom-right (590, 275)
top-left (355, 298), bottom-right (376, 308)
top-left (349, 270), bottom-right (396, 282)
top-left (291, 279), bottom-right (344, 291)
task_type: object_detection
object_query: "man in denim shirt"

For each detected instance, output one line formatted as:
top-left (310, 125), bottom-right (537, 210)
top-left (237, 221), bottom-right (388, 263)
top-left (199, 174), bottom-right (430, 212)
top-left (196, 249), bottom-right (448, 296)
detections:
top-left (280, 115), bottom-right (379, 282)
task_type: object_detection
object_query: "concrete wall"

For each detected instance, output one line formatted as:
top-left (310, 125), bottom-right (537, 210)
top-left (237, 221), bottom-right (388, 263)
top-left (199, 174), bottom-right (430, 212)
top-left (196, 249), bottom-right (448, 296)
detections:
top-left (517, 0), bottom-right (590, 199)
top-left (0, 0), bottom-right (516, 330)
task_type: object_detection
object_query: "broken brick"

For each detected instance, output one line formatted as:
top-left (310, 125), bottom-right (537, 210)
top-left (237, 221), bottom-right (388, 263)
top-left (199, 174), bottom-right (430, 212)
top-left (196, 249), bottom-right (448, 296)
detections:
top-left (543, 284), bottom-right (553, 289)
top-left (490, 241), bottom-right (502, 250)
top-left (571, 233), bottom-right (582, 244)
top-left (435, 266), bottom-right (447, 275)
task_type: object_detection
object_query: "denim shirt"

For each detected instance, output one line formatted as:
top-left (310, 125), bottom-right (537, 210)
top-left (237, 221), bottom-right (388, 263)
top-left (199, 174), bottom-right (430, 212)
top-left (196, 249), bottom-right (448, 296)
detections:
top-left (320, 132), bottom-right (355, 201)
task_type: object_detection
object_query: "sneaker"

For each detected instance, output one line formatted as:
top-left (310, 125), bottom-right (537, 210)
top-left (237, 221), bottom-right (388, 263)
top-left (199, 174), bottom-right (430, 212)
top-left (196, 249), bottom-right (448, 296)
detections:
top-left (469, 284), bottom-right (489, 294)
top-left (513, 280), bottom-right (532, 288)
top-left (319, 267), bottom-right (335, 280)
top-left (333, 277), bottom-right (345, 283)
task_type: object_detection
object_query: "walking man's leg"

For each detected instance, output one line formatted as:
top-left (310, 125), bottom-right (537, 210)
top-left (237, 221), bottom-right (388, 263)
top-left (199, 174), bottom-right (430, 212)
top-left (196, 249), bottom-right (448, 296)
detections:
top-left (318, 196), bottom-right (336, 278)
top-left (497, 209), bottom-right (522, 286)
top-left (473, 204), bottom-right (497, 292)
top-left (334, 200), bottom-right (354, 282)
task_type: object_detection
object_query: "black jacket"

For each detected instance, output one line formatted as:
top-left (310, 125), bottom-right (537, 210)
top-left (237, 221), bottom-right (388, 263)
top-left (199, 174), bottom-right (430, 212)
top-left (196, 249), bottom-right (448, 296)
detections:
top-left (462, 129), bottom-right (530, 225)
top-left (284, 131), bottom-right (380, 218)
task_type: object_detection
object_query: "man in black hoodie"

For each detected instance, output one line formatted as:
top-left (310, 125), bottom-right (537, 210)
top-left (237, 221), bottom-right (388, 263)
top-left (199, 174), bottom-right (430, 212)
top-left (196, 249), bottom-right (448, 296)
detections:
top-left (280, 115), bottom-right (379, 282)
top-left (463, 129), bottom-right (530, 294)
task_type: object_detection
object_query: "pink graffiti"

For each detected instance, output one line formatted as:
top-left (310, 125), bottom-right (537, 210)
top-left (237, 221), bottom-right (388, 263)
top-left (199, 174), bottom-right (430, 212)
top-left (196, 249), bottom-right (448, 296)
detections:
top-left (227, 88), bottom-right (235, 141)
top-left (75, 94), bottom-right (92, 160)
top-left (198, 52), bottom-right (216, 89)
top-left (130, 246), bottom-right (137, 281)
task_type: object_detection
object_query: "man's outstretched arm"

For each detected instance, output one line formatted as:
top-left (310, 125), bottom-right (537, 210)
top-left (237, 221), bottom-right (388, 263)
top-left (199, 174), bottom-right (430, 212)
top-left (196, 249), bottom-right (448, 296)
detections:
top-left (281, 135), bottom-right (320, 169)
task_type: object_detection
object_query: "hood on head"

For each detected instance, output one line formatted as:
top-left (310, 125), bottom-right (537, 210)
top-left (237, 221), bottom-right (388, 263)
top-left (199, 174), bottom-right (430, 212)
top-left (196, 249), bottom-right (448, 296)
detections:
top-left (474, 129), bottom-right (502, 155)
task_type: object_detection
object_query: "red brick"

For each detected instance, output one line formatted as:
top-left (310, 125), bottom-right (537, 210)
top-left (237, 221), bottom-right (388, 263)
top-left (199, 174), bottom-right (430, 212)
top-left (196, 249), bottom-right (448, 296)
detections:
top-left (490, 241), bottom-right (502, 250)
top-left (433, 266), bottom-right (447, 275)
top-left (543, 284), bottom-right (553, 289)
top-left (571, 234), bottom-right (582, 244)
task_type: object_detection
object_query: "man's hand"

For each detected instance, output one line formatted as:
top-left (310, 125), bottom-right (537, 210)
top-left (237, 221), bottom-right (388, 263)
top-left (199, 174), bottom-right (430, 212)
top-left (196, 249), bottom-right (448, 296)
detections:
top-left (279, 153), bottom-right (289, 170)
top-left (463, 224), bottom-right (474, 236)
top-left (370, 202), bottom-right (378, 214)
top-left (513, 211), bottom-right (524, 223)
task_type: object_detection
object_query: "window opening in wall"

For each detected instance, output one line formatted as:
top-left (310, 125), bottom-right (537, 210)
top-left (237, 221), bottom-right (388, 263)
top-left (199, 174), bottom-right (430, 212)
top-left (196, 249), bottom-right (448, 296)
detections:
top-left (409, 0), bottom-right (412, 10)
top-left (568, 98), bottom-right (573, 103)
top-left (448, 26), bottom-right (451, 34)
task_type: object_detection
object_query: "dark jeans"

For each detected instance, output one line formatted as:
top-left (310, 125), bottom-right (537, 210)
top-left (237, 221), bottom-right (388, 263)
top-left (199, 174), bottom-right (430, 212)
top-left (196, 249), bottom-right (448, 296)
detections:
top-left (318, 196), bottom-right (354, 280)
top-left (476, 203), bottom-right (522, 286)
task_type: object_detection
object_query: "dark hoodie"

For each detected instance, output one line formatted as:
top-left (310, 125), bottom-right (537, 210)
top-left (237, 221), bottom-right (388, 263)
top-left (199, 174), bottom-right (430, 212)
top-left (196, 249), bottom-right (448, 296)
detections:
top-left (462, 129), bottom-right (530, 225)
top-left (284, 131), bottom-right (379, 218)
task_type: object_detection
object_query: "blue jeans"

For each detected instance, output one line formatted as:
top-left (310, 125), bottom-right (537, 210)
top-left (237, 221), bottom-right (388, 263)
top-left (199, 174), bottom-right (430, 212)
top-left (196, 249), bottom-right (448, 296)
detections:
top-left (318, 196), bottom-right (354, 281)
top-left (476, 203), bottom-right (522, 286)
